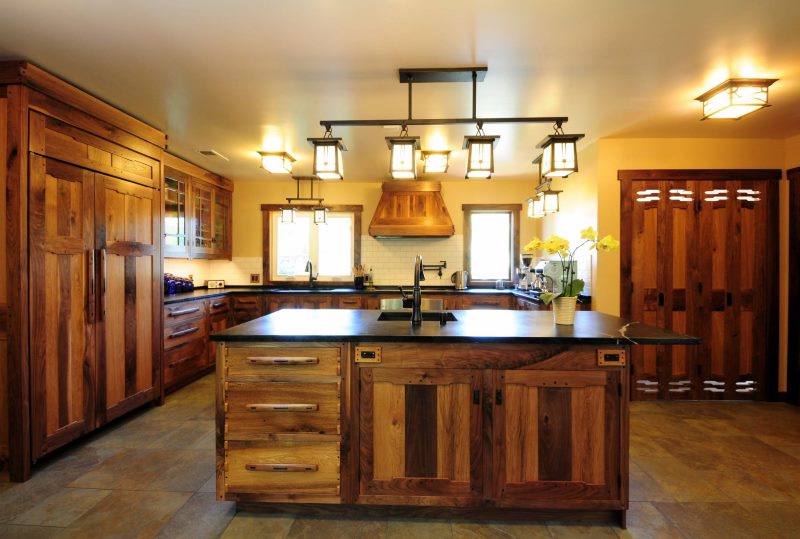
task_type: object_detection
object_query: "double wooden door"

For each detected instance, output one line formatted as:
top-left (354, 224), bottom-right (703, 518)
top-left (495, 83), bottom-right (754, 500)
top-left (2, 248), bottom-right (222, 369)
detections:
top-left (621, 172), bottom-right (779, 400)
top-left (29, 156), bottom-right (159, 458)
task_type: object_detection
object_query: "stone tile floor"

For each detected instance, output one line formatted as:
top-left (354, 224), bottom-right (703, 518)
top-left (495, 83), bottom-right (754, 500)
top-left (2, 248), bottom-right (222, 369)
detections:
top-left (1, 374), bottom-right (799, 538)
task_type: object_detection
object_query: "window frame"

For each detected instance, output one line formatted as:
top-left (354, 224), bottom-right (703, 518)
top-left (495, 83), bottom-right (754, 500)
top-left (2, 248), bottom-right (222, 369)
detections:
top-left (462, 204), bottom-right (521, 287)
top-left (261, 204), bottom-right (363, 286)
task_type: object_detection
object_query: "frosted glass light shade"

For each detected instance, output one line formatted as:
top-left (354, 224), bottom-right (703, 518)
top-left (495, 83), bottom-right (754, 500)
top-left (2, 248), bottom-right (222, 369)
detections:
top-left (537, 134), bottom-right (583, 178)
top-left (258, 151), bottom-right (295, 174)
top-left (386, 136), bottom-right (420, 179)
top-left (463, 135), bottom-right (499, 179)
top-left (421, 151), bottom-right (450, 174)
top-left (696, 78), bottom-right (778, 120)
top-left (308, 138), bottom-right (346, 180)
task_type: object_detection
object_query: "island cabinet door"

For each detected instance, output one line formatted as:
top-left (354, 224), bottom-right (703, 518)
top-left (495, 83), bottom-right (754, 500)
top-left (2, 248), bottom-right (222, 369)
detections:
top-left (358, 368), bottom-right (483, 505)
top-left (493, 369), bottom-right (622, 508)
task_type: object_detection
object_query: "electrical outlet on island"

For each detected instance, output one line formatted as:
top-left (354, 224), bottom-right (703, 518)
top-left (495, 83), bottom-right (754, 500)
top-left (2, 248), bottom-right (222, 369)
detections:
top-left (250, 273), bottom-right (260, 284)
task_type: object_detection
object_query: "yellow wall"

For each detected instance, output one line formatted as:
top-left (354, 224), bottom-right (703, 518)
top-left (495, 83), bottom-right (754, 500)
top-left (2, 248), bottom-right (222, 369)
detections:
top-left (231, 178), bottom-right (540, 258)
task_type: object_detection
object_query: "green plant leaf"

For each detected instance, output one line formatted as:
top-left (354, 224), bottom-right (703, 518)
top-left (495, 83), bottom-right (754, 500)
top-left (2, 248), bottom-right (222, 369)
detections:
top-left (563, 279), bottom-right (584, 297)
top-left (539, 292), bottom-right (559, 305)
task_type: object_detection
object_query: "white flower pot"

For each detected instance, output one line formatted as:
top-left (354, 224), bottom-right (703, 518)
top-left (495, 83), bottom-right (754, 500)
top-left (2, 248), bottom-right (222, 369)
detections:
top-left (553, 296), bottom-right (578, 325)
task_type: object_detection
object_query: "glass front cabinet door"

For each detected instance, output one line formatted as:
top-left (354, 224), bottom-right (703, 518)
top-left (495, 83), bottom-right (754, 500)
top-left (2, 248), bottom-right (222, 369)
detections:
top-left (163, 173), bottom-right (189, 258)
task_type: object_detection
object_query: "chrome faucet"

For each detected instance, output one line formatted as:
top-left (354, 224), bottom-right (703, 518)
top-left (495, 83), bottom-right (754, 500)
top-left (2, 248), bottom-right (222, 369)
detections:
top-left (304, 260), bottom-right (317, 288)
top-left (412, 254), bottom-right (425, 326)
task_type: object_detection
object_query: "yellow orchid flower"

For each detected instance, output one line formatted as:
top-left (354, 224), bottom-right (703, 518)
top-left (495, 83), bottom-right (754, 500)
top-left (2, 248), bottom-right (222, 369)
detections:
top-left (580, 226), bottom-right (597, 241)
top-left (543, 235), bottom-right (569, 255)
top-left (523, 237), bottom-right (544, 252)
top-left (595, 234), bottom-right (620, 252)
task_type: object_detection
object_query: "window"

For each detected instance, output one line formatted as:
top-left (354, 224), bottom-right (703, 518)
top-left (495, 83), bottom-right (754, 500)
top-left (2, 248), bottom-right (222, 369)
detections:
top-left (463, 204), bottom-right (521, 284)
top-left (262, 205), bottom-right (363, 285)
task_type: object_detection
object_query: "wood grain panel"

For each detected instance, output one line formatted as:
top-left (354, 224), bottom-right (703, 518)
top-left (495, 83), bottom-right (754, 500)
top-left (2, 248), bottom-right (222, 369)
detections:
top-left (571, 387), bottom-right (605, 484)
top-left (538, 388), bottom-right (571, 481)
top-left (104, 253), bottom-right (126, 408)
top-left (372, 381), bottom-right (405, 480)
top-left (504, 384), bottom-right (538, 483)
top-left (405, 385), bottom-right (437, 478)
top-left (436, 383), bottom-right (470, 481)
top-left (226, 345), bottom-right (340, 379)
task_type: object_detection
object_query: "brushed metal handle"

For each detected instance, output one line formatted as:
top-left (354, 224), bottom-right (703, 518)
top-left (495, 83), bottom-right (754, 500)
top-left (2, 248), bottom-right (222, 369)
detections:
top-left (247, 357), bottom-right (319, 366)
top-left (211, 302), bottom-right (226, 308)
top-left (169, 307), bottom-right (201, 317)
top-left (168, 326), bottom-right (200, 339)
top-left (246, 463), bottom-right (318, 472)
top-left (99, 248), bottom-right (107, 322)
top-left (246, 403), bottom-right (318, 412)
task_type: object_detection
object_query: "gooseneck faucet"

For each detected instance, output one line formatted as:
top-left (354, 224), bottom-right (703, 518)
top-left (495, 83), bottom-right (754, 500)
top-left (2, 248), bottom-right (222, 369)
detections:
top-left (412, 254), bottom-right (425, 326)
top-left (304, 260), bottom-right (317, 288)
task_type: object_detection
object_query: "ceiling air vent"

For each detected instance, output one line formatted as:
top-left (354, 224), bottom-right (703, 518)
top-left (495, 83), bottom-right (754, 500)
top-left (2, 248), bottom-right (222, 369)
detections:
top-left (198, 149), bottom-right (229, 161)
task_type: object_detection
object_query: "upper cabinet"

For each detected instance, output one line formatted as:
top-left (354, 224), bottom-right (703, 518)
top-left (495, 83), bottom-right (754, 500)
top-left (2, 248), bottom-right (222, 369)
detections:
top-left (163, 153), bottom-right (233, 260)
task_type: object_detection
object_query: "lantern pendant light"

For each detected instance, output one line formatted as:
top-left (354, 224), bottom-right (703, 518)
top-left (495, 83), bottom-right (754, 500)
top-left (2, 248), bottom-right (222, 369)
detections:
top-left (281, 207), bottom-right (296, 224)
top-left (258, 151), bottom-right (295, 174)
top-left (386, 127), bottom-right (420, 179)
top-left (695, 78), bottom-right (778, 120)
top-left (308, 126), bottom-right (346, 180)
top-left (313, 207), bottom-right (328, 225)
top-left (527, 196), bottom-right (545, 219)
top-left (536, 123), bottom-right (584, 178)
top-left (421, 150), bottom-right (450, 174)
top-left (463, 124), bottom-right (499, 179)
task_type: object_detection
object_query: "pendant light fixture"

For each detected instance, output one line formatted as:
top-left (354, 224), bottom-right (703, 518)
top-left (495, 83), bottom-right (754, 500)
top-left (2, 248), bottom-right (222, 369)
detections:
top-left (386, 126), bottom-right (420, 179)
top-left (421, 150), bottom-right (450, 173)
top-left (313, 207), bottom-right (329, 224)
top-left (308, 126), bottom-right (346, 180)
top-left (536, 123), bottom-right (584, 178)
top-left (281, 176), bottom-right (328, 225)
top-left (281, 207), bottom-right (296, 224)
top-left (463, 124), bottom-right (499, 179)
top-left (695, 78), bottom-right (778, 120)
top-left (527, 196), bottom-right (545, 219)
top-left (258, 151), bottom-right (295, 174)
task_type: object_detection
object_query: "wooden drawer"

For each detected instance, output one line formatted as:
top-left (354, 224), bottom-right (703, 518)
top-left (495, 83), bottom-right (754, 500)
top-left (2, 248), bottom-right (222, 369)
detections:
top-left (226, 346), bottom-right (340, 378)
top-left (458, 295), bottom-right (511, 309)
top-left (225, 441), bottom-right (340, 496)
top-left (233, 294), bottom-right (263, 323)
top-left (225, 381), bottom-right (340, 438)
top-left (208, 296), bottom-right (231, 315)
top-left (164, 300), bottom-right (207, 327)
top-left (335, 295), bottom-right (363, 309)
top-left (164, 318), bottom-right (208, 350)
top-left (164, 339), bottom-right (208, 387)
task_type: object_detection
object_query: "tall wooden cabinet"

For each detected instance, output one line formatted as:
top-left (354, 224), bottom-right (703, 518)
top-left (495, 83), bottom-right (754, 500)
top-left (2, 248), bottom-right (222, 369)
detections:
top-left (620, 170), bottom-right (780, 401)
top-left (1, 62), bottom-right (165, 480)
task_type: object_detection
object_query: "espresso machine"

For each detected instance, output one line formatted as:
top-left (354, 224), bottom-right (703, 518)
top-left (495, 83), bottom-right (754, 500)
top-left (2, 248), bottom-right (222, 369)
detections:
top-left (516, 253), bottom-right (534, 290)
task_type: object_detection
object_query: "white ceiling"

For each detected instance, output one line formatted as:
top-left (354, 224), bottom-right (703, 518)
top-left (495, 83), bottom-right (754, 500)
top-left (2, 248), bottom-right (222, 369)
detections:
top-left (1, 0), bottom-right (799, 181)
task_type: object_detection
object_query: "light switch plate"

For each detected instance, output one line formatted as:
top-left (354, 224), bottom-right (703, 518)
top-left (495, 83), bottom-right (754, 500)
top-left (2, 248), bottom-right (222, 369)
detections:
top-left (355, 346), bottom-right (382, 363)
top-left (597, 349), bottom-right (626, 366)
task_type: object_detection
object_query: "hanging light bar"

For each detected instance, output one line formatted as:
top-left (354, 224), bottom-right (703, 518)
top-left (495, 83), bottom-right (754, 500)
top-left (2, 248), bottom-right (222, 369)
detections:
top-left (695, 78), bottom-right (778, 120)
top-left (536, 124), bottom-right (584, 178)
top-left (257, 151), bottom-right (295, 174)
top-left (386, 128), bottom-right (420, 179)
top-left (421, 150), bottom-right (450, 173)
top-left (308, 127), bottom-right (346, 180)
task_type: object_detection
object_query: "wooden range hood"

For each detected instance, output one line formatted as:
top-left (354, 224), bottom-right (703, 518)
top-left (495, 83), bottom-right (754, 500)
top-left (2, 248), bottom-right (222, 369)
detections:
top-left (368, 181), bottom-right (455, 237)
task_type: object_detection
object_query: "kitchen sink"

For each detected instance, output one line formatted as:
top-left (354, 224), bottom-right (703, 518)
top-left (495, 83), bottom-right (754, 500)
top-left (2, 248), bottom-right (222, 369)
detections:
top-left (376, 311), bottom-right (458, 322)
top-left (379, 298), bottom-right (444, 311)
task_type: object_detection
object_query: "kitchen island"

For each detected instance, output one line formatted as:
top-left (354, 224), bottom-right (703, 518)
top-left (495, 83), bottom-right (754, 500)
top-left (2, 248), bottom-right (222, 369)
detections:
top-left (212, 309), bottom-right (697, 527)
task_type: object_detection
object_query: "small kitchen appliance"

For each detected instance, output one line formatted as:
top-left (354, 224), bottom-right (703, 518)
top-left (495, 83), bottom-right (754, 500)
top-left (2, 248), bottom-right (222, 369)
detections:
top-left (451, 270), bottom-right (468, 290)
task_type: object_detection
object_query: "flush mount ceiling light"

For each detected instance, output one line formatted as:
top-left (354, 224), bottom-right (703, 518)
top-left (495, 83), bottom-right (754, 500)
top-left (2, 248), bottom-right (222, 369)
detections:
top-left (536, 124), bottom-right (585, 178)
top-left (421, 150), bottom-right (450, 173)
top-left (317, 67), bottom-right (574, 179)
top-left (463, 125), bottom-right (500, 179)
top-left (257, 151), bottom-right (295, 174)
top-left (386, 127), bottom-right (421, 179)
top-left (308, 127), bottom-right (346, 180)
top-left (695, 78), bottom-right (778, 120)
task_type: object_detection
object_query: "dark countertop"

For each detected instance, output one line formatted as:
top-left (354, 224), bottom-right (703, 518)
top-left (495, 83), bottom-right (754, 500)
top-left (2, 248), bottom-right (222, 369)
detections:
top-left (163, 286), bottom-right (565, 305)
top-left (210, 309), bottom-right (698, 345)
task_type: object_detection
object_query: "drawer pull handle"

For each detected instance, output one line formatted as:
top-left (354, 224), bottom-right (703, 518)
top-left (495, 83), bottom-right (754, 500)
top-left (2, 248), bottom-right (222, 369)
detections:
top-left (169, 307), bottom-right (201, 317)
top-left (246, 403), bottom-right (318, 412)
top-left (247, 357), bottom-right (319, 366)
top-left (168, 326), bottom-right (200, 339)
top-left (212, 302), bottom-right (226, 308)
top-left (246, 463), bottom-right (318, 472)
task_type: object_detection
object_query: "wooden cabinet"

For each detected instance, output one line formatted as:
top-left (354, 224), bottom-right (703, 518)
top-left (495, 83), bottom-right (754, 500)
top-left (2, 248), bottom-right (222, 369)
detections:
top-left (163, 154), bottom-right (233, 260)
top-left (265, 294), bottom-right (333, 312)
top-left (208, 297), bottom-right (231, 365)
top-left (219, 343), bottom-right (343, 504)
top-left (620, 172), bottom-right (779, 400)
top-left (335, 295), bottom-right (364, 309)
top-left (358, 367), bottom-right (482, 504)
top-left (163, 299), bottom-right (208, 390)
top-left (232, 295), bottom-right (264, 324)
top-left (298, 295), bottom-right (333, 309)
top-left (457, 294), bottom-right (512, 310)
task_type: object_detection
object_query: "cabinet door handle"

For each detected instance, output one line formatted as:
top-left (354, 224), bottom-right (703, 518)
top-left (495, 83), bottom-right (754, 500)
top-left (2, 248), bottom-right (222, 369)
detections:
top-left (168, 326), bottom-right (200, 339)
top-left (726, 292), bottom-right (733, 307)
top-left (246, 403), bottom-right (318, 412)
top-left (87, 250), bottom-right (96, 324)
top-left (99, 248), bottom-right (107, 322)
top-left (495, 389), bottom-right (503, 405)
top-left (169, 306), bottom-right (201, 317)
top-left (247, 357), bottom-right (319, 366)
top-left (658, 292), bottom-right (664, 306)
top-left (473, 389), bottom-right (481, 405)
top-left (245, 463), bottom-right (318, 472)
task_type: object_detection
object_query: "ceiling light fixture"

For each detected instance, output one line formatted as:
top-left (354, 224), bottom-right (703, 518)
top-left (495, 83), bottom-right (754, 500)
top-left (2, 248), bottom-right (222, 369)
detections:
top-left (527, 196), bottom-right (545, 219)
top-left (308, 126), bottom-right (346, 180)
top-left (313, 207), bottom-right (329, 224)
top-left (258, 151), bottom-right (295, 174)
top-left (386, 126), bottom-right (420, 179)
top-left (536, 123), bottom-right (584, 178)
top-left (421, 150), bottom-right (450, 173)
top-left (281, 176), bottom-right (328, 225)
top-left (281, 207), bottom-right (296, 224)
top-left (463, 124), bottom-right (499, 179)
top-left (535, 178), bottom-right (562, 214)
top-left (317, 67), bottom-right (574, 179)
top-left (695, 78), bottom-right (778, 120)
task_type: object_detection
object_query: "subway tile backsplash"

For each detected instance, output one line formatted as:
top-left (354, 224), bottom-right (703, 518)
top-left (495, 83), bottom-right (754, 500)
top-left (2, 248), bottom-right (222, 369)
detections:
top-left (361, 235), bottom-right (464, 286)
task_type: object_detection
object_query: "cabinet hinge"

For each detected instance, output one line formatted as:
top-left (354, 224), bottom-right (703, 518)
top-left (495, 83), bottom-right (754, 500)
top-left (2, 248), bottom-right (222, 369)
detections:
top-left (495, 389), bottom-right (503, 405)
